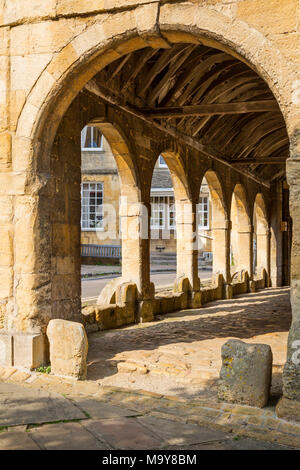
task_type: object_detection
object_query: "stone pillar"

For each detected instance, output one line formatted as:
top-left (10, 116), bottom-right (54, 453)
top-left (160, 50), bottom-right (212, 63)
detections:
top-left (236, 225), bottom-right (254, 280)
top-left (257, 227), bottom-right (271, 282)
top-left (270, 183), bottom-right (283, 287)
top-left (278, 158), bottom-right (300, 419)
top-left (175, 199), bottom-right (200, 292)
top-left (212, 219), bottom-right (231, 286)
top-left (120, 198), bottom-right (152, 300)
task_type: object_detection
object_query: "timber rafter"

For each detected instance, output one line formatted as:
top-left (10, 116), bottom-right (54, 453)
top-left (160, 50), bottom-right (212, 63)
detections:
top-left (89, 43), bottom-right (289, 183)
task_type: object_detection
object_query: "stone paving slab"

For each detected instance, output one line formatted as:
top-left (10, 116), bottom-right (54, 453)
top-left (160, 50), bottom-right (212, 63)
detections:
top-left (167, 438), bottom-right (296, 451)
top-left (72, 397), bottom-right (141, 419)
top-left (0, 431), bottom-right (40, 450)
top-left (137, 415), bottom-right (229, 446)
top-left (0, 382), bottom-right (86, 426)
top-left (29, 422), bottom-right (109, 450)
top-left (81, 417), bottom-right (162, 450)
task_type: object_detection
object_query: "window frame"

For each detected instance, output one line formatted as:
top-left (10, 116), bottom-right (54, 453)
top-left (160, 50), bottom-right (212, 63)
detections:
top-left (150, 193), bottom-right (176, 230)
top-left (81, 182), bottom-right (104, 231)
top-left (198, 195), bottom-right (210, 230)
top-left (81, 125), bottom-right (104, 151)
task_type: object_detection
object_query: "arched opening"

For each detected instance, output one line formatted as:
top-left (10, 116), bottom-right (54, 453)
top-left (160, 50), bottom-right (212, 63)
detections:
top-left (149, 151), bottom-right (200, 292)
top-left (149, 154), bottom-right (177, 291)
top-left (230, 184), bottom-right (252, 278)
top-left (9, 16), bottom-right (292, 394)
top-left (253, 193), bottom-right (270, 280)
top-left (80, 125), bottom-right (122, 304)
top-left (200, 171), bottom-right (228, 283)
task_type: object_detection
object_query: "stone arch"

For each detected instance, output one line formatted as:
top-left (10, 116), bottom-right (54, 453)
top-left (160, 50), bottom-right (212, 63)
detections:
top-left (253, 193), bottom-right (270, 278)
top-left (93, 121), bottom-right (140, 204)
top-left (153, 150), bottom-right (199, 292)
top-left (230, 183), bottom-right (252, 276)
top-left (15, 4), bottom-right (296, 170)
top-left (10, 4), bottom-right (294, 337)
top-left (91, 121), bottom-right (151, 299)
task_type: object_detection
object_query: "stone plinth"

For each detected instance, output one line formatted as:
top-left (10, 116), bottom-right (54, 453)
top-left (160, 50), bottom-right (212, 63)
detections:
top-left (0, 333), bottom-right (13, 366)
top-left (218, 339), bottom-right (273, 408)
top-left (47, 320), bottom-right (88, 380)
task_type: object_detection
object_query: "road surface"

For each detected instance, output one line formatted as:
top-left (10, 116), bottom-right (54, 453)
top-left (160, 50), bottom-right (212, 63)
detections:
top-left (82, 270), bottom-right (212, 301)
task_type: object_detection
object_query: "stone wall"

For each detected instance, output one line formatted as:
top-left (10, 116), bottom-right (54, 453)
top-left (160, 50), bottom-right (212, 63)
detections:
top-left (0, 1), bottom-right (298, 412)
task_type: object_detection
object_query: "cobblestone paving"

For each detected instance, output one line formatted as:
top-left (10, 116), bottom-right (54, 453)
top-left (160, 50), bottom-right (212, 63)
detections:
top-left (87, 288), bottom-right (291, 399)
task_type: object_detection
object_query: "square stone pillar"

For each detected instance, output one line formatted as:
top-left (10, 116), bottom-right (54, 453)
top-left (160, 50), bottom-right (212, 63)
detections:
top-left (278, 158), bottom-right (300, 419)
top-left (175, 200), bottom-right (200, 292)
top-left (119, 198), bottom-right (152, 299)
top-left (257, 228), bottom-right (271, 284)
top-left (270, 183), bottom-right (283, 287)
top-left (236, 225), bottom-right (254, 280)
top-left (212, 219), bottom-right (231, 285)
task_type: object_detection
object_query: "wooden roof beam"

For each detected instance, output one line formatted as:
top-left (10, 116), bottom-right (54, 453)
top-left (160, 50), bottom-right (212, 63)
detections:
top-left (141, 100), bottom-right (279, 118)
top-left (229, 158), bottom-right (286, 165)
top-left (84, 80), bottom-right (271, 188)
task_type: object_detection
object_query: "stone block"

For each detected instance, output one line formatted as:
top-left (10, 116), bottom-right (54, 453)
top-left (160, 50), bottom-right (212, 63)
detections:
top-left (0, 333), bottom-right (13, 366)
top-left (160, 296), bottom-right (174, 315)
top-left (14, 333), bottom-right (46, 369)
top-left (218, 339), bottom-right (273, 408)
top-left (282, 320), bottom-right (300, 401)
top-left (189, 291), bottom-right (202, 309)
top-left (225, 284), bottom-right (233, 299)
top-left (249, 280), bottom-right (256, 293)
top-left (137, 300), bottom-right (154, 323)
top-left (47, 320), bottom-right (88, 380)
top-left (276, 397), bottom-right (300, 423)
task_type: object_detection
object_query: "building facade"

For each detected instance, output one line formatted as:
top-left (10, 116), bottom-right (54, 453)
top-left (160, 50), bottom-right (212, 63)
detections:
top-left (81, 126), bottom-right (212, 256)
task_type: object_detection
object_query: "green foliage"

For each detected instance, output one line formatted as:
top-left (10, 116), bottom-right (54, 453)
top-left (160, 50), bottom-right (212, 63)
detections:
top-left (36, 365), bottom-right (51, 374)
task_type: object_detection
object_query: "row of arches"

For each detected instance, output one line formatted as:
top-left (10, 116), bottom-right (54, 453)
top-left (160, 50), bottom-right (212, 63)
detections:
top-left (93, 121), bottom-right (270, 297)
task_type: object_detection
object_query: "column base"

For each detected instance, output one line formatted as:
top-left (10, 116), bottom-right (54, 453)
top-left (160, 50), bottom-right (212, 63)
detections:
top-left (0, 332), bottom-right (47, 370)
top-left (137, 300), bottom-right (155, 323)
top-left (276, 397), bottom-right (300, 423)
top-left (225, 284), bottom-right (233, 299)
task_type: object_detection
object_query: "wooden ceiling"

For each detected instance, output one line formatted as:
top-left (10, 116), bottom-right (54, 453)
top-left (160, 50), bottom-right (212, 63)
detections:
top-left (87, 43), bottom-right (289, 186)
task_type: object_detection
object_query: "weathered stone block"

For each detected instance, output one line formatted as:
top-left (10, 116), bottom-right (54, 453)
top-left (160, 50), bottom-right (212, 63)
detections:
top-left (137, 300), bottom-right (154, 323)
top-left (276, 397), bottom-right (300, 423)
top-left (282, 320), bottom-right (300, 401)
top-left (0, 333), bottom-right (13, 366)
top-left (218, 339), bottom-right (273, 408)
top-left (14, 333), bottom-right (46, 369)
top-left (160, 296), bottom-right (174, 315)
top-left (225, 284), bottom-right (233, 299)
top-left (189, 291), bottom-right (202, 309)
top-left (47, 320), bottom-right (88, 380)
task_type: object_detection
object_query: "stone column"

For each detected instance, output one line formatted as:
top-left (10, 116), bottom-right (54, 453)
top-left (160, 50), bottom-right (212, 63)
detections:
top-left (236, 225), bottom-right (254, 280)
top-left (256, 227), bottom-right (271, 282)
top-left (175, 199), bottom-right (200, 293)
top-left (120, 198), bottom-right (152, 300)
top-left (278, 158), bottom-right (300, 420)
top-left (270, 183), bottom-right (283, 287)
top-left (212, 219), bottom-right (232, 293)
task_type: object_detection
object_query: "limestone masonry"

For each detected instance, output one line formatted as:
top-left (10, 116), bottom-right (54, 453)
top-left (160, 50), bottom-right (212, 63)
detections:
top-left (0, 0), bottom-right (299, 423)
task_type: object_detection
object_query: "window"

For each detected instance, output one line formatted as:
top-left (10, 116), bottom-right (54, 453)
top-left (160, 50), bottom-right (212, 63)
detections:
top-left (151, 195), bottom-right (176, 229)
top-left (81, 182), bottom-right (104, 230)
top-left (151, 196), bottom-right (165, 229)
top-left (168, 196), bottom-right (176, 229)
top-left (81, 126), bottom-right (103, 150)
top-left (158, 155), bottom-right (168, 168)
top-left (198, 196), bottom-right (209, 229)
